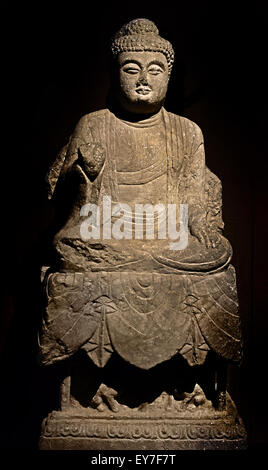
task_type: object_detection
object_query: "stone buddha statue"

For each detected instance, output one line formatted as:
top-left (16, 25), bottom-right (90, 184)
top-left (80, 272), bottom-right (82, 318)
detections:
top-left (39, 19), bottom-right (246, 450)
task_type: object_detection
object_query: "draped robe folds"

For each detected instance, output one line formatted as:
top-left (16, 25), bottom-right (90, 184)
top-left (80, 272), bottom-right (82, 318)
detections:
top-left (39, 108), bottom-right (242, 369)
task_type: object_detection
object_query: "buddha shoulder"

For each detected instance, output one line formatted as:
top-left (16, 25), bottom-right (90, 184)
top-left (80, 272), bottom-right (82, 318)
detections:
top-left (165, 110), bottom-right (204, 143)
top-left (71, 109), bottom-right (109, 140)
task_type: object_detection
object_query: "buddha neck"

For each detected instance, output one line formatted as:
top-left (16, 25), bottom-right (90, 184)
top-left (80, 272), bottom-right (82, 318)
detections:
top-left (118, 108), bottom-right (163, 128)
top-left (107, 98), bottom-right (164, 128)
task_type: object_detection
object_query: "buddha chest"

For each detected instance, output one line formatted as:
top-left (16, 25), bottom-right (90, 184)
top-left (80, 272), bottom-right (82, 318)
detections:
top-left (112, 116), bottom-right (167, 206)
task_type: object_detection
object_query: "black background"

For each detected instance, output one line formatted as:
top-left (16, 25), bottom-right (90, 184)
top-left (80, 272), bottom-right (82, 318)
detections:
top-left (0, 0), bottom-right (267, 454)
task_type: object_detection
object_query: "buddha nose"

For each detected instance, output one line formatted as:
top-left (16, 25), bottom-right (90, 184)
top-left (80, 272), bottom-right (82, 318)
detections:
top-left (137, 70), bottom-right (149, 86)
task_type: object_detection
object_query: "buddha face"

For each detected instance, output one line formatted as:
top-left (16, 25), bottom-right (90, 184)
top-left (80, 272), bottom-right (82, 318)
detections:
top-left (117, 51), bottom-right (169, 114)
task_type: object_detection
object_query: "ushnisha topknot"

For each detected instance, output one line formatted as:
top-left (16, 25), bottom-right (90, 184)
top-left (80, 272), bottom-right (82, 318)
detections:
top-left (111, 18), bottom-right (174, 76)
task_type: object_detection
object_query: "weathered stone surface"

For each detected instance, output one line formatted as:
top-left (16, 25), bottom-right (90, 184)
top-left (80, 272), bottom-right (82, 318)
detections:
top-left (40, 267), bottom-right (241, 369)
top-left (39, 18), bottom-right (246, 450)
top-left (40, 392), bottom-right (247, 450)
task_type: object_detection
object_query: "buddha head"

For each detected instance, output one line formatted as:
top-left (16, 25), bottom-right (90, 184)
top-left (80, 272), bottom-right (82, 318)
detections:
top-left (110, 18), bottom-right (174, 115)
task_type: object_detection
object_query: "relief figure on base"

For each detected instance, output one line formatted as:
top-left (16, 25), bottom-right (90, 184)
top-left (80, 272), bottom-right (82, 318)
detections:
top-left (39, 19), bottom-right (246, 450)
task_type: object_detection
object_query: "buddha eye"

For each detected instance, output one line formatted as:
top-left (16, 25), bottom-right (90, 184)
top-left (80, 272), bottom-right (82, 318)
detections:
top-left (122, 66), bottom-right (140, 75)
top-left (148, 65), bottom-right (163, 75)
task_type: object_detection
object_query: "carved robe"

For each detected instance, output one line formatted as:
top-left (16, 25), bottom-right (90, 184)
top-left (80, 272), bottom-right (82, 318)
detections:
top-left (39, 108), bottom-right (242, 369)
top-left (48, 108), bottom-right (231, 273)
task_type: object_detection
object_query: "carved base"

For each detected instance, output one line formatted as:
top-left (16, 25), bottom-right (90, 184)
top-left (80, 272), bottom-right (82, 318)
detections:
top-left (39, 393), bottom-right (247, 451)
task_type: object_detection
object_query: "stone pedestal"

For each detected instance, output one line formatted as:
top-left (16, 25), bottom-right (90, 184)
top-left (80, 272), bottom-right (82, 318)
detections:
top-left (39, 393), bottom-right (246, 451)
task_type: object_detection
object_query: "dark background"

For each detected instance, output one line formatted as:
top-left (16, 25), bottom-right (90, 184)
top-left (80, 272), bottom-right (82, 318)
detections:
top-left (0, 1), bottom-right (267, 452)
